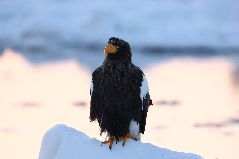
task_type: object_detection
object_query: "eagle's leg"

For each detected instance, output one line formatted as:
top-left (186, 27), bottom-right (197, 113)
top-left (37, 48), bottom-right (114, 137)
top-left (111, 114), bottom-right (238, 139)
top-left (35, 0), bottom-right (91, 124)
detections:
top-left (120, 134), bottom-right (136, 146)
top-left (101, 136), bottom-right (115, 150)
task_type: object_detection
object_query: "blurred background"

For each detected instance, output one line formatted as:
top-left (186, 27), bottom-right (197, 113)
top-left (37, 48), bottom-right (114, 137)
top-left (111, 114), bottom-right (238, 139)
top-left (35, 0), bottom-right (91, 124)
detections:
top-left (0, 0), bottom-right (239, 158)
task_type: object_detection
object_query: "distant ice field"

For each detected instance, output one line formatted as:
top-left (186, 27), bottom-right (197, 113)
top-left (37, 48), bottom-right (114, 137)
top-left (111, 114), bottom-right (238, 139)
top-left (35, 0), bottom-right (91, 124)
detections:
top-left (0, 0), bottom-right (239, 52)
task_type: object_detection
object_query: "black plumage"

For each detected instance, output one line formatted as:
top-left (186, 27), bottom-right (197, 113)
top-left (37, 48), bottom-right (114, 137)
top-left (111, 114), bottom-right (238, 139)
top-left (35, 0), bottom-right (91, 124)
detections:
top-left (90, 37), bottom-right (152, 148)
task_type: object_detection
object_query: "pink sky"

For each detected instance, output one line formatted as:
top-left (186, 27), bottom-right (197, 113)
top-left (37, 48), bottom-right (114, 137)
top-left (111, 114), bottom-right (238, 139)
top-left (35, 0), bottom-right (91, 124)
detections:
top-left (0, 49), bottom-right (239, 159)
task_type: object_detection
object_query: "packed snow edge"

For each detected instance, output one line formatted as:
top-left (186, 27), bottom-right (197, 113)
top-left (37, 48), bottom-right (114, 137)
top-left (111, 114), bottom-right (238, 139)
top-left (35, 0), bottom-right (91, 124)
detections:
top-left (38, 124), bottom-right (203, 159)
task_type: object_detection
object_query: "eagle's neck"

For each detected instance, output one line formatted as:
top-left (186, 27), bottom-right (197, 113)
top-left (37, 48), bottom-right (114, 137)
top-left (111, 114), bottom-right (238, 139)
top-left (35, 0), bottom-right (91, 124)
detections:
top-left (103, 55), bottom-right (131, 72)
top-left (102, 58), bottom-right (130, 72)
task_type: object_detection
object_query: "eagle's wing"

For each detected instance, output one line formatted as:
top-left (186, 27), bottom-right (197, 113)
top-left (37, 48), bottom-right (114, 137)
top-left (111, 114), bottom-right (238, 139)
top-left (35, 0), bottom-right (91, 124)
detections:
top-left (129, 64), bottom-right (152, 134)
top-left (140, 74), bottom-right (153, 134)
top-left (89, 67), bottom-right (103, 122)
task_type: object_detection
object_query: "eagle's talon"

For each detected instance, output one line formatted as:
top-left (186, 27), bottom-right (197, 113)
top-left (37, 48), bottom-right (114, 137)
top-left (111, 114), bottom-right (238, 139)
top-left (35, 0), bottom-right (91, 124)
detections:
top-left (101, 136), bottom-right (115, 150)
top-left (120, 134), bottom-right (136, 147)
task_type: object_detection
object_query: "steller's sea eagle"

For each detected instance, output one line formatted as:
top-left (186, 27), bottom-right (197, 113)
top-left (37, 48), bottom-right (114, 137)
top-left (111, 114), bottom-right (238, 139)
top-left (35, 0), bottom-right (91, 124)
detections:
top-left (90, 37), bottom-right (153, 150)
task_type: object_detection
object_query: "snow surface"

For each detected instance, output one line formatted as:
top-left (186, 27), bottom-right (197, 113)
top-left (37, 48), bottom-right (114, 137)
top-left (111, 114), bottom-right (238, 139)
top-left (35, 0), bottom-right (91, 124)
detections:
top-left (38, 124), bottom-right (203, 159)
top-left (0, 0), bottom-right (239, 51)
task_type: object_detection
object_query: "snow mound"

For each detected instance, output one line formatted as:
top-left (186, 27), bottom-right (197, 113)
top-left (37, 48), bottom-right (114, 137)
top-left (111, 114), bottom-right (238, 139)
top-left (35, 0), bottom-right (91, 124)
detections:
top-left (38, 124), bottom-right (203, 159)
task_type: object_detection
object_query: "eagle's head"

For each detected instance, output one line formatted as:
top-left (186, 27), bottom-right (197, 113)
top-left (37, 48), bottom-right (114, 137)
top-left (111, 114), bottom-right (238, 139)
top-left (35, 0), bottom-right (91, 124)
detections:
top-left (104, 37), bottom-right (132, 62)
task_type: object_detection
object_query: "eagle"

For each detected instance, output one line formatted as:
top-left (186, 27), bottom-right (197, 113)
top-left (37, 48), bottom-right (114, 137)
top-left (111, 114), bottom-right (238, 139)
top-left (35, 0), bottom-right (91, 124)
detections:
top-left (90, 37), bottom-right (152, 150)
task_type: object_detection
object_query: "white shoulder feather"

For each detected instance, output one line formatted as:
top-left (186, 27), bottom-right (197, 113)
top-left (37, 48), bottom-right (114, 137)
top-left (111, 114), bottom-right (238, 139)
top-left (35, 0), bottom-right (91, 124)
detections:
top-left (90, 81), bottom-right (93, 95)
top-left (140, 75), bottom-right (149, 109)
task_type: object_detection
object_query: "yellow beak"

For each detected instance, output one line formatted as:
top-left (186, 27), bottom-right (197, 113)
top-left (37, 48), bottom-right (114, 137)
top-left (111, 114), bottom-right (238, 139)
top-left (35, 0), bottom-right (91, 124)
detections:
top-left (104, 44), bottom-right (118, 54)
